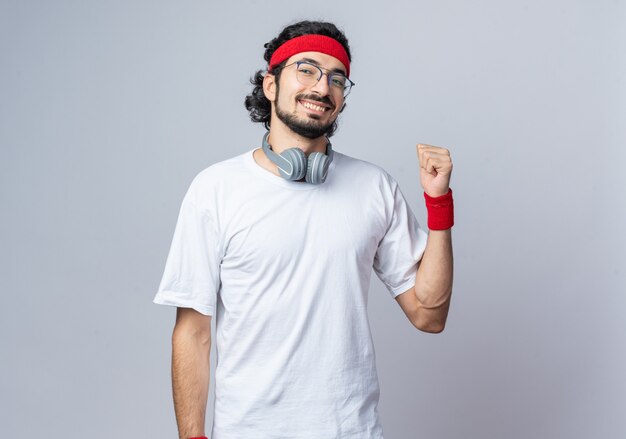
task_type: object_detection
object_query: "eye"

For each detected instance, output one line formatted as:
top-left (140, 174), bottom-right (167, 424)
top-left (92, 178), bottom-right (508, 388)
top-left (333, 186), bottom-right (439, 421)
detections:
top-left (298, 66), bottom-right (316, 76)
top-left (330, 76), bottom-right (347, 87)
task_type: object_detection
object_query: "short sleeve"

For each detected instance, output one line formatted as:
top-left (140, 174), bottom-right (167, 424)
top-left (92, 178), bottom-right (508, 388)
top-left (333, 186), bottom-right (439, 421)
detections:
top-left (372, 177), bottom-right (428, 298)
top-left (153, 180), bottom-right (221, 316)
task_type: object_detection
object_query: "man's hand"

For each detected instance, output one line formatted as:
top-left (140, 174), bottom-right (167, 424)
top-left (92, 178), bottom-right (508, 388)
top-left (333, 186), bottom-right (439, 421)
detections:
top-left (416, 143), bottom-right (453, 197)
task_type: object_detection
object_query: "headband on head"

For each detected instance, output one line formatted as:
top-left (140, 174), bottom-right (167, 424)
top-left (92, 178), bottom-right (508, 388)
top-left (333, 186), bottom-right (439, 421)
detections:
top-left (268, 34), bottom-right (350, 78)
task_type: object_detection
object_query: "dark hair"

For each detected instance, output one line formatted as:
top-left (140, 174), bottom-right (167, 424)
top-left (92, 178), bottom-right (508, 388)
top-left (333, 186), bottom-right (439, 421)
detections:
top-left (244, 20), bottom-right (352, 136)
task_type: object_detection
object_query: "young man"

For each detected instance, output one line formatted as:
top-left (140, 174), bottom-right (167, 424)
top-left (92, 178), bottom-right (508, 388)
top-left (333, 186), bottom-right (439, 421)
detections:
top-left (154, 20), bottom-right (454, 439)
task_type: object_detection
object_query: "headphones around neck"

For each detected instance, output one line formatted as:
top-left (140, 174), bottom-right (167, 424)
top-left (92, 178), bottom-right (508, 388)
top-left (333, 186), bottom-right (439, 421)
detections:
top-left (261, 132), bottom-right (334, 184)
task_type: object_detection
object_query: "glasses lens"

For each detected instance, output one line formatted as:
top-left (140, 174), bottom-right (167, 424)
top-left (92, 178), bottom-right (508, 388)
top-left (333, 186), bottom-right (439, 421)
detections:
top-left (327, 72), bottom-right (351, 97)
top-left (295, 63), bottom-right (319, 86)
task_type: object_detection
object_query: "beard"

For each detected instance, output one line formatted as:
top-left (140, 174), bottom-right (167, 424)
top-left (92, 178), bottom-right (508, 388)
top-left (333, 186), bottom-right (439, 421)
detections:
top-left (274, 87), bottom-right (338, 139)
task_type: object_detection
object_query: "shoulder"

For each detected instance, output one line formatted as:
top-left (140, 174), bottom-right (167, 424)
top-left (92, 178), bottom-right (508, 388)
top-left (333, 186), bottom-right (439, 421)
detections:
top-left (184, 150), bottom-right (251, 207)
top-left (333, 150), bottom-right (399, 191)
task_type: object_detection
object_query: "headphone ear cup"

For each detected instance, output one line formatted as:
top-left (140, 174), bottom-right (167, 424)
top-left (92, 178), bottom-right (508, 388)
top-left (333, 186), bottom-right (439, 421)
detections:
top-left (305, 152), bottom-right (330, 184)
top-left (279, 148), bottom-right (307, 180)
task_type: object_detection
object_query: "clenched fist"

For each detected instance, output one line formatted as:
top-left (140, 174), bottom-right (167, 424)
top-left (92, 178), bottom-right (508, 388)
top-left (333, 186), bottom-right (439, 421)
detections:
top-left (417, 143), bottom-right (453, 197)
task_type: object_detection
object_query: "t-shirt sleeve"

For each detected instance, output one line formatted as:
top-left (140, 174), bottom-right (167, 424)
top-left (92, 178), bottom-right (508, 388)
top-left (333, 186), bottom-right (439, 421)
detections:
top-left (153, 178), bottom-right (221, 316)
top-left (372, 176), bottom-right (428, 299)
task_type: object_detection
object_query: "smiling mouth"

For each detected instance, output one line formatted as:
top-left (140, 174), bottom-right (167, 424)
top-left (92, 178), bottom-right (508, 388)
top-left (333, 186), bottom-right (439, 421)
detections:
top-left (298, 100), bottom-right (331, 113)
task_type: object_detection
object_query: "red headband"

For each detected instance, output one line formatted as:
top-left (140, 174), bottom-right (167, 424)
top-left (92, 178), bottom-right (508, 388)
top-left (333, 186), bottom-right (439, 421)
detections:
top-left (269, 34), bottom-right (350, 78)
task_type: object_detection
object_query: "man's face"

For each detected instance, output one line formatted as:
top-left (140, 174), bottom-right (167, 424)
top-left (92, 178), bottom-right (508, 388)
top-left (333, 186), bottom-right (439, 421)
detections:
top-left (271, 51), bottom-right (347, 139)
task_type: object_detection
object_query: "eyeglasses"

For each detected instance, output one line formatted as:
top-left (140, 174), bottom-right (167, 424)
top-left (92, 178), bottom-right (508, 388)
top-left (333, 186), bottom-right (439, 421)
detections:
top-left (282, 61), bottom-right (355, 97)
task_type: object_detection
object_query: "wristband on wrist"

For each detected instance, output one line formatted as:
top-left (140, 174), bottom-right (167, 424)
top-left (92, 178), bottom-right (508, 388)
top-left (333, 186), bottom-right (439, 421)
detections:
top-left (424, 188), bottom-right (454, 230)
top-left (189, 436), bottom-right (207, 439)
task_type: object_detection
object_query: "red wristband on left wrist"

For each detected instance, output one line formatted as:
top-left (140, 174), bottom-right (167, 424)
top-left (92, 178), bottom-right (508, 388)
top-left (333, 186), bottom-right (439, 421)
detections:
top-left (424, 188), bottom-right (454, 230)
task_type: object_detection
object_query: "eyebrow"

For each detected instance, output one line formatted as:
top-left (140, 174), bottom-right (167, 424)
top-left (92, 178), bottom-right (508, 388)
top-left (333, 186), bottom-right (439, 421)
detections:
top-left (298, 57), bottom-right (347, 75)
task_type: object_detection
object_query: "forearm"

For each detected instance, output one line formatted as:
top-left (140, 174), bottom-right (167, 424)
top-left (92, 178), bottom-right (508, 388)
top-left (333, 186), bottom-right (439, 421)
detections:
top-left (413, 228), bottom-right (453, 329)
top-left (171, 327), bottom-right (211, 439)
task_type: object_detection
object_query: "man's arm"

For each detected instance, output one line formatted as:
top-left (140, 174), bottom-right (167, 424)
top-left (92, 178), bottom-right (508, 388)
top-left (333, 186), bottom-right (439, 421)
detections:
top-left (171, 307), bottom-right (212, 439)
top-left (395, 228), bottom-right (453, 333)
top-left (395, 142), bottom-right (454, 333)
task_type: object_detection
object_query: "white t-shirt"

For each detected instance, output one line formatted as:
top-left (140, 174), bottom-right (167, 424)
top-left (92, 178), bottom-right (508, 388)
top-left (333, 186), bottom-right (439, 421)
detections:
top-left (154, 146), bottom-right (428, 439)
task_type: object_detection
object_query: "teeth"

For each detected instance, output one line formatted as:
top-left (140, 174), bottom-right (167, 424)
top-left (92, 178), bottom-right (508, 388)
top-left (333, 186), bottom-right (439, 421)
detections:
top-left (301, 101), bottom-right (326, 112)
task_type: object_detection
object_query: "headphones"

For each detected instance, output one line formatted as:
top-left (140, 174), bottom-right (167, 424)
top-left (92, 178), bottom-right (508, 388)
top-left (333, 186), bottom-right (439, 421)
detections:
top-left (261, 131), bottom-right (334, 184)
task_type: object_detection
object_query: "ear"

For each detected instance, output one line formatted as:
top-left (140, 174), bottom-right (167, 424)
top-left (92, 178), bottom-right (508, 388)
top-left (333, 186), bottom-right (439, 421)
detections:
top-left (263, 73), bottom-right (277, 102)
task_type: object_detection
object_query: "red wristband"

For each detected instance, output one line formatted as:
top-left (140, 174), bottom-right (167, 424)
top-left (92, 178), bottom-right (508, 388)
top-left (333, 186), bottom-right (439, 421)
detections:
top-left (189, 437), bottom-right (207, 439)
top-left (424, 188), bottom-right (454, 230)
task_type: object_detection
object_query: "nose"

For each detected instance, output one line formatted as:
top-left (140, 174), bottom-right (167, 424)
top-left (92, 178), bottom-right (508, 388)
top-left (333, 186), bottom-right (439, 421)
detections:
top-left (309, 72), bottom-right (331, 96)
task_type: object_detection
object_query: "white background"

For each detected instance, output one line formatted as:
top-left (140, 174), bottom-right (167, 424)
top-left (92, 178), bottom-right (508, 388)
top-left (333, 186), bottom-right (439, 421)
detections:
top-left (1, 1), bottom-right (624, 438)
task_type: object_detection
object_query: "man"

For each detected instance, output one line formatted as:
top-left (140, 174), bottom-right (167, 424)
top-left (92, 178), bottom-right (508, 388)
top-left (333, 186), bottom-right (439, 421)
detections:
top-left (154, 20), bottom-right (454, 439)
